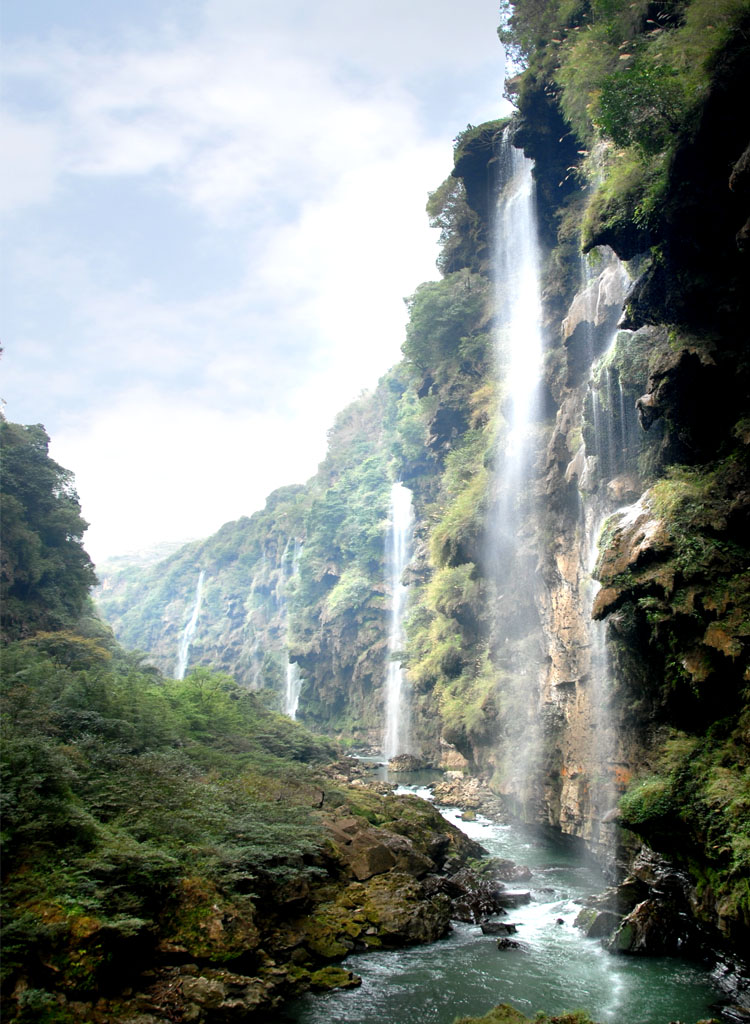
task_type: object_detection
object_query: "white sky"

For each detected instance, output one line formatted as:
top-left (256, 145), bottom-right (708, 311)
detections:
top-left (1, 0), bottom-right (508, 564)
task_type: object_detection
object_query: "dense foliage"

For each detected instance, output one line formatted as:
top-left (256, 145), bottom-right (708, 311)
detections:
top-left (1, 421), bottom-right (97, 641)
top-left (1, 636), bottom-right (337, 1010)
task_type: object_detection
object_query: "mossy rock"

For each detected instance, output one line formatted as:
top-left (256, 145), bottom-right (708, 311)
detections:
top-left (160, 877), bottom-right (259, 961)
top-left (309, 966), bottom-right (362, 991)
top-left (453, 1005), bottom-right (599, 1024)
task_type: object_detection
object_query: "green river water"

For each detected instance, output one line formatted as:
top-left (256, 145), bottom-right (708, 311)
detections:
top-left (283, 778), bottom-right (727, 1024)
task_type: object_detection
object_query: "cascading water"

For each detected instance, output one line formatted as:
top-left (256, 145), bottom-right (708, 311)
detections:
top-left (283, 538), bottom-right (304, 718)
top-left (578, 318), bottom-right (643, 853)
top-left (175, 569), bottom-right (205, 680)
top-left (383, 481), bottom-right (414, 761)
top-left (488, 131), bottom-right (546, 809)
top-left (285, 661), bottom-right (302, 720)
top-left (494, 134), bottom-right (544, 516)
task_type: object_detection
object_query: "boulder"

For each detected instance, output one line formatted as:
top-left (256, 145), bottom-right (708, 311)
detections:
top-left (331, 821), bottom-right (436, 882)
top-left (574, 907), bottom-right (622, 939)
top-left (447, 867), bottom-right (509, 923)
top-left (387, 754), bottom-right (427, 772)
top-left (484, 858), bottom-right (533, 884)
top-left (308, 967), bottom-right (362, 991)
top-left (496, 891), bottom-right (532, 909)
top-left (480, 921), bottom-right (517, 936)
top-left (606, 898), bottom-right (694, 955)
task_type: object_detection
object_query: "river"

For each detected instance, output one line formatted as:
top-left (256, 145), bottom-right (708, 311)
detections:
top-left (282, 776), bottom-right (725, 1024)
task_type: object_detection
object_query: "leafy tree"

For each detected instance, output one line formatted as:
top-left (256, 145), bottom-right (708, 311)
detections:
top-left (403, 271), bottom-right (490, 377)
top-left (1, 420), bottom-right (97, 640)
top-left (598, 62), bottom-right (688, 154)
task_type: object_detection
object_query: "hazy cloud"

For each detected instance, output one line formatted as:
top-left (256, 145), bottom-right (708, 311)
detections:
top-left (2, 1), bottom-right (506, 562)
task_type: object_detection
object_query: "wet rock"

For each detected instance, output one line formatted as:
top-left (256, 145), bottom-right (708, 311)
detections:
top-left (480, 921), bottom-right (517, 935)
top-left (308, 967), bottom-right (362, 991)
top-left (446, 867), bottom-right (509, 923)
top-left (606, 898), bottom-right (695, 956)
top-left (325, 813), bottom-right (437, 882)
top-left (487, 859), bottom-right (533, 884)
top-left (358, 872), bottom-right (453, 946)
top-left (431, 774), bottom-right (504, 817)
top-left (636, 391), bottom-right (661, 429)
top-left (180, 976), bottom-right (226, 1010)
top-left (387, 753), bottom-right (428, 772)
top-left (496, 891), bottom-right (532, 909)
top-left (574, 878), bottom-right (650, 940)
top-left (574, 907), bottom-right (622, 939)
top-left (496, 937), bottom-right (521, 950)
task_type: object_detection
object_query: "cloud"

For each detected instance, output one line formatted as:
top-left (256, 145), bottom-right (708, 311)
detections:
top-left (2, 1), bottom-right (506, 558)
top-left (0, 111), bottom-right (60, 213)
top-left (50, 388), bottom-right (331, 566)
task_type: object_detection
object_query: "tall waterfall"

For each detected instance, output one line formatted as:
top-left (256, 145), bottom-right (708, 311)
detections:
top-left (488, 132), bottom-right (545, 809)
top-left (283, 539), bottom-right (304, 718)
top-left (284, 661), bottom-right (302, 720)
top-left (494, 135), bottom-right (544, 520)
top-left (581, 325), bottom-right (642, 846)
top-left (383, 481), bottom-right (414, 761)
top-left (175, 570), bottom-right (205, 680)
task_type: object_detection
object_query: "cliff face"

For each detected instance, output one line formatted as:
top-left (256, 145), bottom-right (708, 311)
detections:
top-left (467, 0), bottom-right (750, 941)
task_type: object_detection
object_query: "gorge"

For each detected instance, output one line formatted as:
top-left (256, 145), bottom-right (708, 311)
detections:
top-left (3, 1), bottom-right (750, 1022)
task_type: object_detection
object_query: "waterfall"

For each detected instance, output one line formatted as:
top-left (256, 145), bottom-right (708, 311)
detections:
top-left (488, 132), bottom-right (545, 810)
top-left (285, 661), bottom-right (302, 720)
top-left (583, 510), bottom-right (618, 846)
top-left (580, 321), bottom-right (642, 853)
top-left (383, 481), bottom-right (414, 761)
top-left (175, 570), bottom-right (205, 680)
top-left (494, 136), bottom-right (544, 521)
top-left (282, 538), bottom-right (304, 717)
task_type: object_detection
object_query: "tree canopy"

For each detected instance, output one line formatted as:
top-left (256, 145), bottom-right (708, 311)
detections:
top-left (1, 420), bottom-right (97, 641)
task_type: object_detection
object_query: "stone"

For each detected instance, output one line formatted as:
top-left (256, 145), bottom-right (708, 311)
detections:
top-left (180, 976), bottom-right (226, 1009)
top-left (480, 921), bottom-right (517, 935)
top-left (496, 937), bottom-right (521, 950)
top-left (574, 907), bottom-right (622, 939)
top-left (496, 891), bottom-right (532, 909)
top-left (447, 868), bottom-right (509, 923)
top-left (387, 753), bottom-right (427, 772)
top-left (309, 967), bottom-right (362, 991)
top-left (606, 898), bottom-right (694, 956)
top-left (487, 859), bottom-right (532, 883)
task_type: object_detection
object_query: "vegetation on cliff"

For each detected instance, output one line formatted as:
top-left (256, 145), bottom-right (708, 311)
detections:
top-left (1, 421), bottom-right (97, 642)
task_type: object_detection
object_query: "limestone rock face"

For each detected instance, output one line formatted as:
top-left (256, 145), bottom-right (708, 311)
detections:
top-left (327, 817), bottom-right (436, 882)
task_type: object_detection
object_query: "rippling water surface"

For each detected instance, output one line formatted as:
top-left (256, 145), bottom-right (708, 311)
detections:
top-left (282, 778), bottom-right (722, 1024)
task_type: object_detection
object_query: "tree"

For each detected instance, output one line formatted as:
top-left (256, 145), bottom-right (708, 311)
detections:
top-left (0, 420), bottom-right (97, 640)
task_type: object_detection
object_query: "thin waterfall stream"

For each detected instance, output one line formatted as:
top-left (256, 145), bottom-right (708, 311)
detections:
top-left (285, 662), bottom-right (302, 720)
top-left (175, 569), bottom-right (205, 680)
top-left (284, 539), bottom-right (304, 719)
top-left (383, 481), bottom-right (414, 760)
